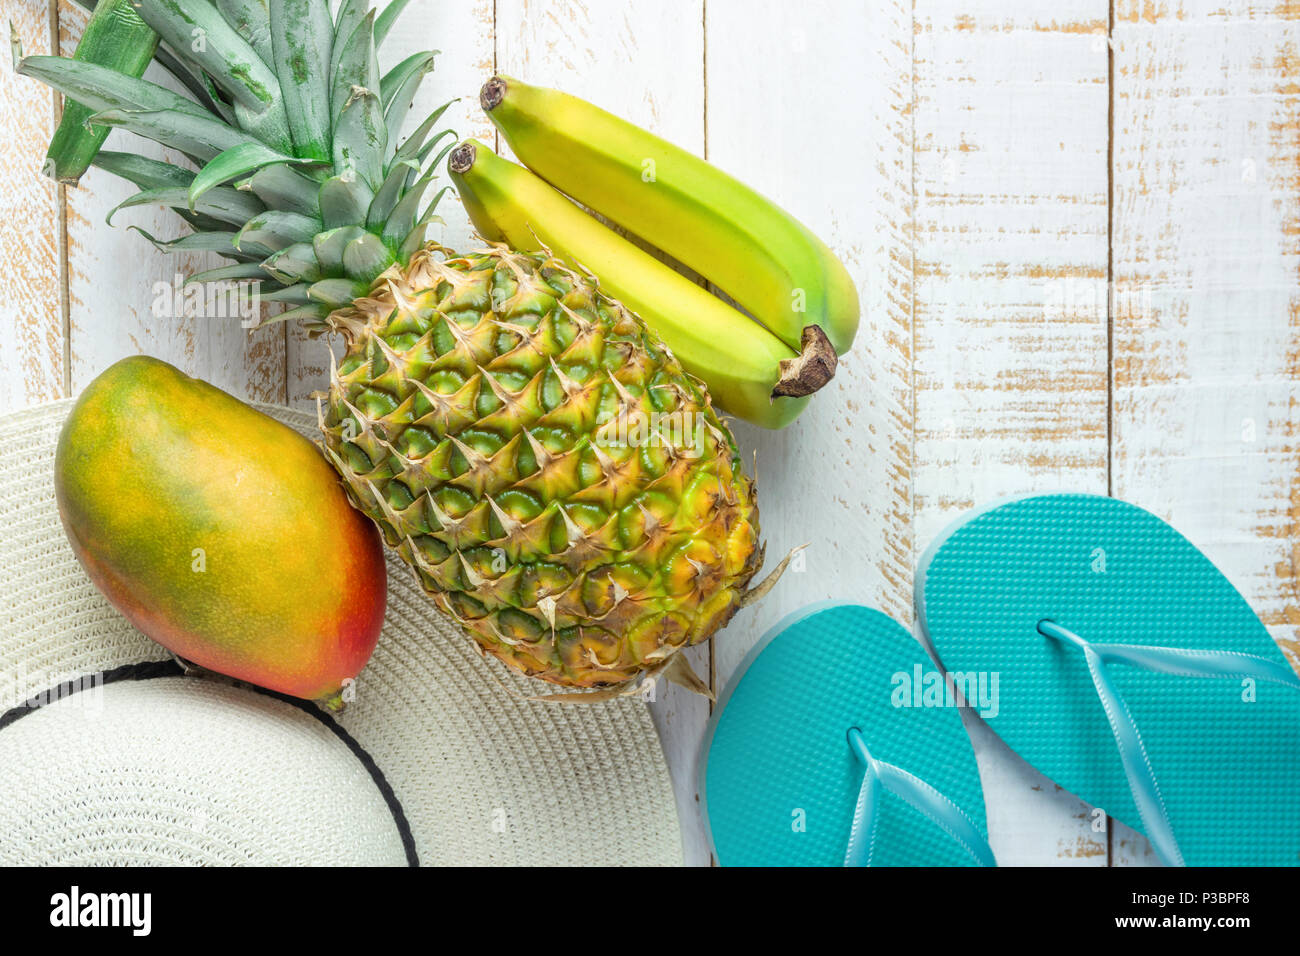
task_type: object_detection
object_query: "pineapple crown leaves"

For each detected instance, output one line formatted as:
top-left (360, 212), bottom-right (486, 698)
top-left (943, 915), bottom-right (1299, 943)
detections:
top-left (18, 0), bottom-right (453, 332)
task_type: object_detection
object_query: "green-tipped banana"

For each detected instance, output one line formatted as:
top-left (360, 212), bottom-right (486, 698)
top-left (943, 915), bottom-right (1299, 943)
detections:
top-left (448, 140), bottom-right (811, 430)
top-left (479, 75), bottom-right (860, 359)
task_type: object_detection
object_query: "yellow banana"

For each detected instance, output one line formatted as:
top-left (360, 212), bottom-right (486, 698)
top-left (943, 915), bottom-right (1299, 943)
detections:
top-left (448, 140), bottom-right (809, 430)
top-left (479, 75), bottom-right (860, 360)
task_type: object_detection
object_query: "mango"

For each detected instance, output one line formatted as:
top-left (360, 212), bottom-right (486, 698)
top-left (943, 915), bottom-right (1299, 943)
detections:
top-left (55, 356), bottom-right (386, 706)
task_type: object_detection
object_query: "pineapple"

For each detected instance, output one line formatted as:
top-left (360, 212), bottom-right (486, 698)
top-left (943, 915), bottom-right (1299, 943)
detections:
top-left (23, 0), bottom-right (766, 690)
top-left (327, 246), bottom-right (762, 688)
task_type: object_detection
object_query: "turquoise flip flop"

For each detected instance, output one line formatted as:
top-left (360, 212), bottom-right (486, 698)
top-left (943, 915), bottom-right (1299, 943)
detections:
top-left (700, 604), bottom-right (995, 867)
top-left (915, 493), bottom-right (1300, 867)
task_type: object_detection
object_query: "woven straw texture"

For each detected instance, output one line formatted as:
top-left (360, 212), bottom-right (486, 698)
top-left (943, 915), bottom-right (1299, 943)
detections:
top-left (0, 400), bottom-right (682, 866)
top-left (0, 677), bottom-right (409, 865)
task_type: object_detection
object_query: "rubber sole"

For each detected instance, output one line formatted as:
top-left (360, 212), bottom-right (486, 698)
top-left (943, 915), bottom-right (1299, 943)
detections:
top-left (701, 603), bottom-right (991, 866)
top-left (915, 493), bottom-right (1300, 866)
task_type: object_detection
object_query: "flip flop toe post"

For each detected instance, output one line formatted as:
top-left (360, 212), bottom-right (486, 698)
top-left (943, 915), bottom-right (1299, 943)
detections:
top-left (916, 493), bottom-right (1300, 866)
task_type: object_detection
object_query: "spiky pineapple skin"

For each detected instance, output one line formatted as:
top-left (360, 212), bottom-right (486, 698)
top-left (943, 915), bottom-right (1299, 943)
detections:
top-left (322, 245), bottom-right (761, 687)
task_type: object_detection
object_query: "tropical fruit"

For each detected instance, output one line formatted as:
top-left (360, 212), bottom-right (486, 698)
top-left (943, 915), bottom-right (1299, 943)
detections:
top-left (24, 0), bottom-right (773, 691)
top-left (478, 76), bottom-right (860, 358)
top-left (322, 245), bottom-right (763, 687)
top-left (56, 356), bottom-right (386, 706)
top-left (449, 140), bottom-right (808, 429)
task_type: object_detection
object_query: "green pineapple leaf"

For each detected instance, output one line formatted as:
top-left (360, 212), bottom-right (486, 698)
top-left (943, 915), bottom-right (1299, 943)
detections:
top-left (256, 303), bottom-right (328, 327)
top-left (398, 213), bottom-right (440, 261)
top-left (333, 86), bottom-right (386, 189)
top-left (39, 0), bottom-right (160, 184)
top-left (308, 277), bottom-right (369, 309)
top-left (264, 242), bottom-right (323, 283)
top-left (86, 107), bottom-right (265, 162)
top-left (134, 0), bottom-right (293, 152)
top-left (341, 232), bottom-right (394, 282)
top-left (389, 103), bottom-right (454, 175)
top-left (366, 157), bottom-right (421, 228)
top-left (330, 0), bottom-right (367, 77)
top-left (189, 141), bottom-right (318, 209)
top-left (184, 262), bottom-right (276, 284)
top-left (108, 185), bottom-right (265, 228)
top-left (319, 172), bottom-right (375, 229)
top-left (127, 225), bottom-right (264, 261)
top-left (379, 49), bottom-right (431, 105)
top-left (313, 225), bottom-right (367, 273)
top-left (258, 282), bottom-right (313, 304)
top-left (28, 0), bottom-right (456, 314)
top-left (19, 55), bottom-right (211, 119)
top-left (247, 164), bottom-right (322, 217)
top-left (330, 11), bottom-right (379, 125)
top-left (380, 170), bottom-right (437, 249)
top-left (269, 0), bottom-right (334, 162)
top-left (155, 45), bottom-right (237, 122)
top-left (135, 0), bottom-right (279, 113)
top-left (373, 0), bottom-right (415, 47)
top-left (235, 210), bottom-right (322, 251)
top-left (380, 48), bottom-right (435, 120)
top-left (93, 150), bottom-right (195, 189)
top-left (215, 0), bottom-right (274, 66)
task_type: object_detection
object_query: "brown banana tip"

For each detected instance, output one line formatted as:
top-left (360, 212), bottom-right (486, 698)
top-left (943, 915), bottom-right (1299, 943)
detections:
top-left (448, 141), bottom-right (477, 175)
top-left (480, 75), bottom-right (507, 112)
top-left (771, 325), bottom-right (839, 399)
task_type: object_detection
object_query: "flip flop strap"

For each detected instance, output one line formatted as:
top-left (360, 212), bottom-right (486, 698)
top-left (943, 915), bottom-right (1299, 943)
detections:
top-left (843, 728), bottom-right (995, 867)
top-left (1038, 620), bottom-right (1300, 868)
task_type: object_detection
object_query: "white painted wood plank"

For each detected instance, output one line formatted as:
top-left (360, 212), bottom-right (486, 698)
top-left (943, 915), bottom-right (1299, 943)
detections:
top-left (287, 0), bottom-right (496, 410)
top-left (57, 0), bottom-right (285, 402)
top-left (708, 0), bottom-right (915, 647)
top-left (1, 0), bottom-right (64, 412)
top-left (911, 2), bottom-right (1111, 865)
top-left (705, 0), bottom-right (915, 857)
top-left (1109, 0), bottom-right (1300, 866)
top-left (495, 0), bottom-right (712, 866)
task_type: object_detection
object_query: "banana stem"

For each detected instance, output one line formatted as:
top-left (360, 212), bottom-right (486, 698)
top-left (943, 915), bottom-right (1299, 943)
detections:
top-left (772, 325), bottom-right (838, 398)
top-left (480, 75), bottom-right (507, 112)
top-left (42, 0), bottom-right (160, 184)
top-left (448, 141), bottom-right (477, 175)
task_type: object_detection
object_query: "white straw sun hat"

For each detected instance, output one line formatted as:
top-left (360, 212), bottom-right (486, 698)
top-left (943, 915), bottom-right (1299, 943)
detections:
top-left (0, 400), bottom-right (682, 866)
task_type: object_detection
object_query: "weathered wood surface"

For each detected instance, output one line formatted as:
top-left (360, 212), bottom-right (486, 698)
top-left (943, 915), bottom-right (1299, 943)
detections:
top-left (0, 0), bottom-right (62, 412)
top-left (907, 0), bottom-right (1115, 866)
top-left (1108, 0), bottom-right (1300, 864)
top-left (3, 0), bottom-right (1296, 865)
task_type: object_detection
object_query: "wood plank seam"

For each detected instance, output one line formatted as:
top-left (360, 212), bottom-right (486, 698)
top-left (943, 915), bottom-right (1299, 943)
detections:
top-left (912, 2), bottom-right (1111, 865)
top-left (908, 0), bottom-right (919, 644)
top-left (1108, 0), bottom-right (1300, 866)
top-left (1106, 0), bottom-right (1116, 867)
top-left (46, 0), bottom-right (70, 399)
top-left (2, 0), bottom-right (64, 410)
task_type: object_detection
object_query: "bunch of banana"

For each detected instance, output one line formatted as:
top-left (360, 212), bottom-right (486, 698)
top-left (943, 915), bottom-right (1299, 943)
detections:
top-left (448, 76), bottom-right (859, 430)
